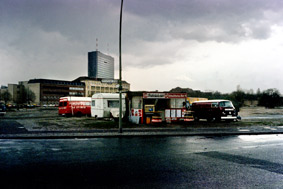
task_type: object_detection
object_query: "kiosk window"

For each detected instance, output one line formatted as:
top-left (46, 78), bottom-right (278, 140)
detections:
top-left (170, 99), bottom-right (184, 108)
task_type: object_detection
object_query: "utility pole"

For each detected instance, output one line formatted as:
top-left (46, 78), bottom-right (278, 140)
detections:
top-left (119, 0), bottom-right (124, 133)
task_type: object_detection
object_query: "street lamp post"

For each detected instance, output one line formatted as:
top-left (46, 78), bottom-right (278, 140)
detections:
top-left (119, 0), bottom-right (124, 133)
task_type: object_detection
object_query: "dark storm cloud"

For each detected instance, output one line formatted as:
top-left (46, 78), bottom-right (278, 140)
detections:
top-left (1, 0), bottom-right (283, 92)
top-left (123, 0), bottom-right (283, 42)
top-left (117, 0), bottom-right (283, 69)
top-left (2, 0), bottom-right (283, 54)
top-left (0, 0), bottom-right (121, 83)
top-left (0, 0), bottom-right (120, 47)
top-left (2, 0), bottom-right (283, 50)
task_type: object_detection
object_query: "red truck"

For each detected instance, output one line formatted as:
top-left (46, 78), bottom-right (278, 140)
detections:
top-left (191, 100), bottom-right (238, 122)
top-left (58, 97), bottom-right (91, 116)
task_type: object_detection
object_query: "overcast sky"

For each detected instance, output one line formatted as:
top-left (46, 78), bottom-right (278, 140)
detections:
top-left (1, 0), bottom-right (283, 93)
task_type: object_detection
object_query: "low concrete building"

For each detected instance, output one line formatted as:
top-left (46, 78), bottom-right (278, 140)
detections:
top-left (26, 82), bottom-right (40, 105)
top-left (4, 76), bottom-right (130, 106)
top-left (8, 84), bottom-right (18, 103)
top-left (73, 77), bottom-right (130, 97)
top-left (0, 86), bottom-right (8, 95)
top-left (27, 79), bottom-right (85, 106)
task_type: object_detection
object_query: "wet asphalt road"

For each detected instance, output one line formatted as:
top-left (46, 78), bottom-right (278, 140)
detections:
top-left (1, 135), bottom-right (283, 188)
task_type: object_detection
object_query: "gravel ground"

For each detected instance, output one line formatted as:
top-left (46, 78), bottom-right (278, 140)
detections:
top-left (2, 106), bottom-right (283, 131)
top-left (239, 106), bottom-right (283, 117)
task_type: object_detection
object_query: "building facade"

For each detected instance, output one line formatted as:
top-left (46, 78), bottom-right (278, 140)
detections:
top-left (74, 77), bottom-right (130, 97)
top-left (88, 51), bottom-right (114, 79)
top-left (4, 77), bottom-right (130, 106)
top-left (27, 79), bottom-right (85, 106)
top-left (8, 84), bottom-right (18, 103)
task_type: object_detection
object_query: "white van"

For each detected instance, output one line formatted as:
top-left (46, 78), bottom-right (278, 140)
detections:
top-left (91, 93), bottom-right (126, 118)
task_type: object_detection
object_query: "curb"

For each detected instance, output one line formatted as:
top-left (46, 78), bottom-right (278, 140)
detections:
top-left (1, 130), bottom-right (283, 139)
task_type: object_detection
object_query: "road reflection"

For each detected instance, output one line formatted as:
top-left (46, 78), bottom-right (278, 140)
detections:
top-left (238, 134), bottom-right (283, 142)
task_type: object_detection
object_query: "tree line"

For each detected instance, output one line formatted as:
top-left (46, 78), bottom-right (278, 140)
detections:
top-left (170, 87), bottom-right (283, 111)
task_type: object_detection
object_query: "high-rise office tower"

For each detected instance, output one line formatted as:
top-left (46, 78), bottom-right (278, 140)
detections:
top-left (88, 51), bottom-right (114, 79)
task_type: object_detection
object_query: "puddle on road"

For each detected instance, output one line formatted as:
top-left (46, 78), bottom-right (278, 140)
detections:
top-left (238, 129), bottom-right (250, 132)
top-left (238, 134), bottom-right (283, 142)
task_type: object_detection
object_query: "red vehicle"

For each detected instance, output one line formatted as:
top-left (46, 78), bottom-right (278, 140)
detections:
top-left (191, 100), bottom-right (238, 122)
top-left (58, 97), bottom-right (91, 116)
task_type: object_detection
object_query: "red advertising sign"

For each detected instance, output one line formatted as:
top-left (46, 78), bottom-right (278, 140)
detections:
top-left (166, 93), bottom-right (187, 98)
top-left (143, 93), bottom-right (186, 99)
top-left (131, 109), bottom-right (142, 117)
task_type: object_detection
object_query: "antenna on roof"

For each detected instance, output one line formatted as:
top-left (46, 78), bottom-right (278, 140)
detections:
top-left (96, 38), bottom-right (98, 51)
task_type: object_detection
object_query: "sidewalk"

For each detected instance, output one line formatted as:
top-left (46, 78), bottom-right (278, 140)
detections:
top-left (1, 125), bottom-right (283, 139)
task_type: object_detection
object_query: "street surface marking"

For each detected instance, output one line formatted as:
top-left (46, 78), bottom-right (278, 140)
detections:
top-left (51, 148), bottom-right (61, 151)
top-left (263, 127), bottom-right (277, 130)
top-left (238, 129), bottom-right (250, 132)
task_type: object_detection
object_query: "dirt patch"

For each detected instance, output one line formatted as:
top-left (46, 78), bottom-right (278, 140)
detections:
top-left (238, 107), bottom-right (283, 117)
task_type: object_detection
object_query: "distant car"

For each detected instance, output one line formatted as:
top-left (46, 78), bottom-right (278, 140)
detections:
top-left (0, 103), bottom-right (6, 116)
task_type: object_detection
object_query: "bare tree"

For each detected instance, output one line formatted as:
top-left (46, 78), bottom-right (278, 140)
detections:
top-left (1, 91), bottom-right (12, 105)
top-left (16, 85), bottom-right (36, 105)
